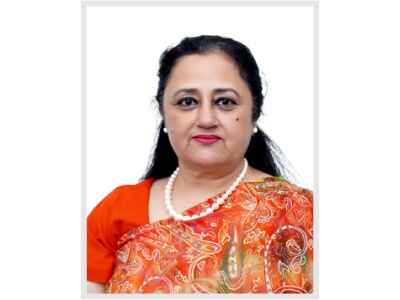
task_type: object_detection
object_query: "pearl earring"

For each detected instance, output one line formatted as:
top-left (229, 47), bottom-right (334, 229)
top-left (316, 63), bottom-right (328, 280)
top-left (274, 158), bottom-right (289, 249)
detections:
top-left (163, 127), bottom-right (168, 133)
top-left (253, 127), bottom-right (258, 134)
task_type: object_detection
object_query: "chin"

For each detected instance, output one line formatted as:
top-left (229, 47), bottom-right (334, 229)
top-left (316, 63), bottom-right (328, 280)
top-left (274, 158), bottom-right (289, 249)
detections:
top-left (186, 155), bottom-right (227, 168)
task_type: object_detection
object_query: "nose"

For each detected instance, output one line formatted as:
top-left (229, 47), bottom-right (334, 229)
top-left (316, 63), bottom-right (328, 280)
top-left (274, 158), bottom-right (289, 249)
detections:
top-left (196, 101), bottom-right (218, 129)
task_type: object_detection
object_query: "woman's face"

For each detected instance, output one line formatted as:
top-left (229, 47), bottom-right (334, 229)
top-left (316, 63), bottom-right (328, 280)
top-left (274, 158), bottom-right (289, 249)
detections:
top-left (163, 51), bottom-right (255, 169)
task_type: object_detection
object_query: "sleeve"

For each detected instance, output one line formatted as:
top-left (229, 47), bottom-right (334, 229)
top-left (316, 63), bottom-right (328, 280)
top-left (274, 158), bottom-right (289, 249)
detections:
top-left (87, 187), bottom-right (122, 284)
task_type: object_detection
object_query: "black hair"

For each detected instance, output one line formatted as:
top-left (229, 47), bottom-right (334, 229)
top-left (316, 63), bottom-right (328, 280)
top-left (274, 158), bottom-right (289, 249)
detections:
top-left (142, 35), bottom-right (293, 180)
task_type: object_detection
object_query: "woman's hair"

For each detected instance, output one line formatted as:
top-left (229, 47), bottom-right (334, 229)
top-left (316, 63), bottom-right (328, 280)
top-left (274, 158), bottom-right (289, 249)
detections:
top-left (142, 35), bottom-right (293, 180)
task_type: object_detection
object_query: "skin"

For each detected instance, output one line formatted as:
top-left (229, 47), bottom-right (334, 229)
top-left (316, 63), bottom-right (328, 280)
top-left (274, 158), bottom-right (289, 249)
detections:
top-left (156, 51), bottom-right (269, 213)
top-left (163, 51), bottom-right (254, 172)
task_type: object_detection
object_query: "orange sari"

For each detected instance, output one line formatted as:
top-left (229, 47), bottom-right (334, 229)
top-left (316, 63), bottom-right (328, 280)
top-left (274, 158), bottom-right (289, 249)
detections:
top-left (105, 176), bottom-right (313, 294)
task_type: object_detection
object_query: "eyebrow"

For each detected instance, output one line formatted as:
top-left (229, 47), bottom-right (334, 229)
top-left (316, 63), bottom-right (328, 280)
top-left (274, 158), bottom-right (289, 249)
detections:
top-left (173, 88), bottom-right (240, 98)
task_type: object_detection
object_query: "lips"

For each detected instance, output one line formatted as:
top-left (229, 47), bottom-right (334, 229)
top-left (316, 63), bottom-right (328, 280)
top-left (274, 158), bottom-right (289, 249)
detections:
top-left (192, 135), bottom-right (221, 145)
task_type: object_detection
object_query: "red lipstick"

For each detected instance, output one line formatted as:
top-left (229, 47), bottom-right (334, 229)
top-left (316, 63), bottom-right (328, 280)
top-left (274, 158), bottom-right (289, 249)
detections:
top-left (192, 135), bottom-right (221, 145)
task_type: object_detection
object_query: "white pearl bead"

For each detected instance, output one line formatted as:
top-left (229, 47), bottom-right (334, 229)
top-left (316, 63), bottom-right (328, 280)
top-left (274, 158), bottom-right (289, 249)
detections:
top-left (164, 159), bottom-right (248, 221)
top-left (216, 198), bottom-right (225, 205)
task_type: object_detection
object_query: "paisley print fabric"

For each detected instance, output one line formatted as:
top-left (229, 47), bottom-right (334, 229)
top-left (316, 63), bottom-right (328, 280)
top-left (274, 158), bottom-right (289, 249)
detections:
top-left (105, 176), bottom-right (313, 294)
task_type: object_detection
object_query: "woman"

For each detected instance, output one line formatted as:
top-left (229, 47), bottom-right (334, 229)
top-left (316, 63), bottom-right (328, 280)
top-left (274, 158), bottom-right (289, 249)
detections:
top-left (87, 35), bottom-right (313, 294)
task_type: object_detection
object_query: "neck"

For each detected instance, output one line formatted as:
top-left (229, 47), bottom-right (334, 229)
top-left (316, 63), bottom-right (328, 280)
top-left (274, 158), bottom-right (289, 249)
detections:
top-left (174, 159), bottom-right (246, 196)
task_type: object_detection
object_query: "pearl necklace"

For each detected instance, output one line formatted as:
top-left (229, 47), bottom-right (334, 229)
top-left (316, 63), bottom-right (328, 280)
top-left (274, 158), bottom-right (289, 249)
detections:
top-left (164, 159), bottom-right (248, 221)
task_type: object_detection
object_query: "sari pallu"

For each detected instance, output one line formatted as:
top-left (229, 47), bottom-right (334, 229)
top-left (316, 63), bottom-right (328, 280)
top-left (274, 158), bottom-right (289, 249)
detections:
top-left (105, 176), bottom-right (313, 294)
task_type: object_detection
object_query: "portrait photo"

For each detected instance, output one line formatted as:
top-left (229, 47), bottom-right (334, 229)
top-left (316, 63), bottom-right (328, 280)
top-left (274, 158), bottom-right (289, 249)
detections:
top-left (83, 0), bottom-right (317, 296)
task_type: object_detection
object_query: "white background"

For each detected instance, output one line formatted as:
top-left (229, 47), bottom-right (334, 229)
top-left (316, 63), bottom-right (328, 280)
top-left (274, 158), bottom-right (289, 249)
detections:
top-left (1, 0), bottom-right (400, 300)
top-left (86, 5), bottom-right (314, 213)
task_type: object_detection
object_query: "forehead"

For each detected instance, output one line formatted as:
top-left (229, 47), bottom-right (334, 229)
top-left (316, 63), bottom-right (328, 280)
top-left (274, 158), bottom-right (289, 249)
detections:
top-left (165, 52), bottom-right (250, 93)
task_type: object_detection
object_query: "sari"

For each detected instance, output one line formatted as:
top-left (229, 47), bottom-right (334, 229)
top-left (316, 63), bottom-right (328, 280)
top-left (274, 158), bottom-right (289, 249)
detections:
top-left (105, 176), bottom-right (313, 294)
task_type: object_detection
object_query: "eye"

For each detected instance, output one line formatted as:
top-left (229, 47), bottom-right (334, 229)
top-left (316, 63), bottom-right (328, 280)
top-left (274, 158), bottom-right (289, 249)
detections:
top-left (176, 97), bottom-right (198, 109)
top-left (215, 97), bottom-right (238, 110)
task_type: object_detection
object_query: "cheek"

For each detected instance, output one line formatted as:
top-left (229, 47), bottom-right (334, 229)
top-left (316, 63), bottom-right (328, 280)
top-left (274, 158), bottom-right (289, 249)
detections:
top-left (165, 111), bottom-right (193, 148)
top-left (224, 115), bottom-right (252, 141)
top-left (165, 109), bottom-right (187, 130)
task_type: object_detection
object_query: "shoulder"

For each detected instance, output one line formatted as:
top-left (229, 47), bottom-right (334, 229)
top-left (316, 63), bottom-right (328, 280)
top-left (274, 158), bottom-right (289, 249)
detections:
top-left (242, 176), bottom-right (313, 242)
top-left (249, 176), bottom-right (313, 201)
top-left (88, 178), bottom-right (155, 227)
top-left (115, 178), bottom-right (155, 198)
top-left (243, 166), bottom-right (313, 204)
top-left (94, 179), bottom-right (154, 208)
top-left (251, 176), bottom-right (313, 230)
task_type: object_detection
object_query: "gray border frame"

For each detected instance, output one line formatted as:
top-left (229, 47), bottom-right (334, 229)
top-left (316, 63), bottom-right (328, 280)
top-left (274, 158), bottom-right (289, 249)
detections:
top-left (82, 1), bottom-right (319, 298)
